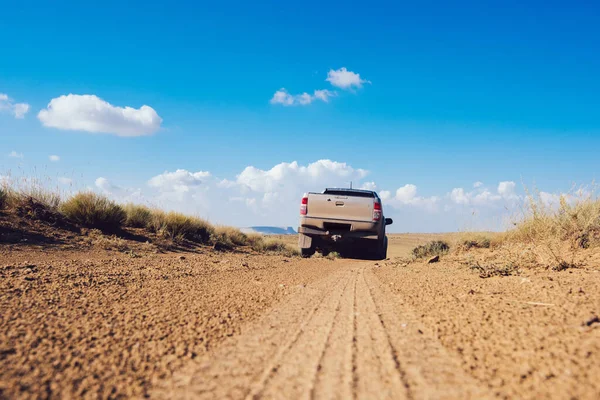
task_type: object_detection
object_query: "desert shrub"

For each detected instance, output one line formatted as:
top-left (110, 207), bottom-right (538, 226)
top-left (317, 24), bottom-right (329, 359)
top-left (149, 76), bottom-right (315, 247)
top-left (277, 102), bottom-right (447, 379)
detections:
top-left (124, 204), bottom-right (153, 228)
top-left (412, 240), bottom-right (450, 259)
top-left (61, 192), bottom-right (126, 230)
top-left (150, 211), bottom-right (213, 243)
top-left (507, 194), bottom-right (600, 248)
top-left (326, 251), bottom-right (341, 260)
top-left (211, 226), bottom-right (249, 247)
top-left (248, 235), bottom-right (298, 257)
top-left (458, 234), bottom-right (492, 250)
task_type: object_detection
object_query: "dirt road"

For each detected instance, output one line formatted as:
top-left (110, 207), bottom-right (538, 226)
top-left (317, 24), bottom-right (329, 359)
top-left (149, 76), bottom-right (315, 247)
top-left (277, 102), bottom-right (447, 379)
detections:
top-left (158, 261), bottom-right (490, 399)
top-left (1, 237), bottom-right (599, 399)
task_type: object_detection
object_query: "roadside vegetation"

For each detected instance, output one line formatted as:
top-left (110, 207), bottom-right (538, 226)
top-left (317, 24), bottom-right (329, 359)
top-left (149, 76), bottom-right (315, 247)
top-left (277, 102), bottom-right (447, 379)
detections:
top-left (0, 183), bottom-right (298, 256)
top-left (412, 240), bottom-right (450, 259)
top-left (409, 190), bottom-right (599, 274)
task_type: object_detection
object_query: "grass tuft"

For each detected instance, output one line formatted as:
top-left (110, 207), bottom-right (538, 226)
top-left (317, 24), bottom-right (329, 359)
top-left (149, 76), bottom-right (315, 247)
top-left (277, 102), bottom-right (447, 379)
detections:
top-left (412, 240), bottom-right (450, 259)
top-left (457, 233), bottom-right (492, 250)
top-left (150, 211), bottom-right (214, 243)
top-left (61, 192), bottom-right (126, 231)
top-left (124, 204), bottom-right (153, 228)
top-left (211, 226), bottom-right (249, 247)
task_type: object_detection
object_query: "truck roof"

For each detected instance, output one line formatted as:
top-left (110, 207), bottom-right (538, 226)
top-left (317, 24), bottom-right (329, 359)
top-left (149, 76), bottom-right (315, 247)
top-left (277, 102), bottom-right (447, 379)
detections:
top-left (321, 188), bottom-right (378, 198)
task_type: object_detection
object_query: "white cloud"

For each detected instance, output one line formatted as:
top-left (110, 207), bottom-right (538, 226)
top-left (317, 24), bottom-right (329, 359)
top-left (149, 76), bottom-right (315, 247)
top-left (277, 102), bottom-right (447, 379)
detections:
top-left (326, 67), bottom-right (370, 90)
top-left (313, 89), bottom-right (336, 102)
top-left (236, 160), bottom-right (368, 193)
top-left (38, 94), bottom-right (162, 137)
top-left (95, 177), bottom-right (142, 202)
top-left (383, 184), bottom-right (439, 210)
top-left (148, 169), bottom-right (211, 193)
top-left (8, 150), bottom-right (23, 159)
top-left (360, 181), bottom-right (377, 190)
top-left (0, 93), bottom-right (30, 119)
top-left (449, 181), bottom-right (517, 206)
top-left (270, 88), bottom-right (336, 106)
top-left (379, 190), bottom-right (391, 201)
top-left (498, 181), bottom-right (517, 198)
top-left (473, 181), bottom-right (483, 188)
top-left (450, 188), bottom-right (470, 205)
top-left (395, 184), bottom-right (418, 203)
top-left (49, 155), bottom-right (60, 162)
top-left (58, 177), bottom-right (72, 185)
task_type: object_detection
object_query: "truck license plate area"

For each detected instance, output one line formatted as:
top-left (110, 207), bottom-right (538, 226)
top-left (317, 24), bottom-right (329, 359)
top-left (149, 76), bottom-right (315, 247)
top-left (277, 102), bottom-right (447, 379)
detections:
top-left (323, 222), bottom-right (351, 232)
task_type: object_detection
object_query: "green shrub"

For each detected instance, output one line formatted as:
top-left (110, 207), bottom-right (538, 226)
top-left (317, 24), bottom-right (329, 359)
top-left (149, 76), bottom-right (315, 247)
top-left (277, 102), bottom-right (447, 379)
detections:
top-left (61, 192), bottom-right (126, 230)
top-left (124, 204), bottom-right (153, 228)
top-left (412, 240), bottom-right (450, 259)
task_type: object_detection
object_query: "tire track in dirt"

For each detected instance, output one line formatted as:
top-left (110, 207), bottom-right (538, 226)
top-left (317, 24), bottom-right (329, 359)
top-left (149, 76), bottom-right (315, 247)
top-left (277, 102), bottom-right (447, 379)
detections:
top-left (156, 263), bottom-right (493, 399)
top-left (364, 266), bottom-right (492, 399)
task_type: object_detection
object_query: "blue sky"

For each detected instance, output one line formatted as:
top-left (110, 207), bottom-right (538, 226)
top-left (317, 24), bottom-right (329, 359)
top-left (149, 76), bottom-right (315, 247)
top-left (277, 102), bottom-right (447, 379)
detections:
top-left (1, 1), bottom-right (599, 231)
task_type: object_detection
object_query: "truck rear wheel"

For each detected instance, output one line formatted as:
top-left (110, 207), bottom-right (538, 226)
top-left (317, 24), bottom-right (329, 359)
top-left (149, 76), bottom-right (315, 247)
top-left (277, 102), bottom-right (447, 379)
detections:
top-left (301, 247), bottom-right (316, 258)
top-left (376, 236), bottom-right (388, 260)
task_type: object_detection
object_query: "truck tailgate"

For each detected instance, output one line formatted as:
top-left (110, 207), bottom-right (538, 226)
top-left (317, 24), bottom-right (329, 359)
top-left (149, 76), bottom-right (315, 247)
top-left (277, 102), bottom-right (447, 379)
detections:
top-left (307, 193), bottom-right (373, 222)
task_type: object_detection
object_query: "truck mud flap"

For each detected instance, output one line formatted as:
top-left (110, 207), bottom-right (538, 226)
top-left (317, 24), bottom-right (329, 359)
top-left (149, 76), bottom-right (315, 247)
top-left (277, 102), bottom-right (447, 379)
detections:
top-left (298, 233), bottom-right (313, 249)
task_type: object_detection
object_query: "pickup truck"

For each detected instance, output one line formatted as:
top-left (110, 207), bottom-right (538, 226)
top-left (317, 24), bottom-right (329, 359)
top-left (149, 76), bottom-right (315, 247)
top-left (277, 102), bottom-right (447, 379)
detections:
top-left (298, 188), bottom-right (393, 259)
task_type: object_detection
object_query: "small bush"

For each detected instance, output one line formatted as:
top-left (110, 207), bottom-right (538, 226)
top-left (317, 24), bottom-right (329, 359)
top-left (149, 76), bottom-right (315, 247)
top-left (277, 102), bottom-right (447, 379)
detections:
top-left (458, 234), bottom-right (491, 250)
top-left (412, 240), bottom-right (450, 259)
top-left (212, 226), bottom-right (249, 247)
top-left (150, 211), bottom-right (213, 243)
top-left (248, 235), bottom-right (298, 257)
top-left (61, 192), bottom-right (126, 230)
top-left (124, 204), bottom-right (153, 228)
top-left (326, 251), bottom-right (341, 260)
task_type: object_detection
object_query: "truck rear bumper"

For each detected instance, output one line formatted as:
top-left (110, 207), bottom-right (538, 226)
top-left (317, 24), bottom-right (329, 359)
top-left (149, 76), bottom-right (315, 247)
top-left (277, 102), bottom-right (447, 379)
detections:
top-left (299, 216), bottom-right (379, 233)
top-left (298, 225), bottom-right (379, 240)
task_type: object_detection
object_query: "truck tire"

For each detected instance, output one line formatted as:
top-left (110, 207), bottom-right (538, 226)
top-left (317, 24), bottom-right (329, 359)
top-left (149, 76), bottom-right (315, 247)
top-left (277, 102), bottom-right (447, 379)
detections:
top-left (376, 236), bottom-right (388, 260)
top-left (301, 247), bottom-right (316, 258)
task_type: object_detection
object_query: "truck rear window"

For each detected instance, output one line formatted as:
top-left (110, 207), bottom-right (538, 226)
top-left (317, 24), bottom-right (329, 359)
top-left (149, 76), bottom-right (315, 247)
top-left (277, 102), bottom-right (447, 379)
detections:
top-left (323, 189), bottom-right (375, 198)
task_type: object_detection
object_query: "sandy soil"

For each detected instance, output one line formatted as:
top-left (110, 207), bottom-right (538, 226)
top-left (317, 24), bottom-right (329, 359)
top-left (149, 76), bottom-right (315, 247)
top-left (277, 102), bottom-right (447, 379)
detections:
top-left (1, 233), bottom-right (599, 399)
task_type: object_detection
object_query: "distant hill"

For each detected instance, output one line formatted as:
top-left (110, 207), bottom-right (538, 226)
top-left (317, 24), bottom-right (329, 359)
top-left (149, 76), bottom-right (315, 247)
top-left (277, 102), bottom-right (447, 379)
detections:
top-left (241, 226), bottom-right (297, 235)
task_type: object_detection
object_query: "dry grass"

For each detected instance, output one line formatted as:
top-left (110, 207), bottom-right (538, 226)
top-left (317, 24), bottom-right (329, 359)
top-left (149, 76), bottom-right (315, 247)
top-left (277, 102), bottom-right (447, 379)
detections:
top-left (412, 240), bottom-right (450, 259)
top-left (60, 192), bottom-right (126, 231)
top-left (212, 226), bottom-right (249, 247)
top-left (248, 236), bottom-right (299, 257)
top-left (83, 229), bottom-right (130, 251)
top-left (124, 204), bottom-right (153, 228)
top-left (0, 181), bottom-right (293, 257)
top-left (454, 189), bottom-right (600, 271)
top-left (455, 232), bottom-right (494, 251)
top-left (149, 211), bottom-right (214, 243)
top-left (0, 187), bottom-right (9, 210)
top-left (507, 192), bottom-right (600, 248)
top-left (499, 191), bottom-right (599, 269)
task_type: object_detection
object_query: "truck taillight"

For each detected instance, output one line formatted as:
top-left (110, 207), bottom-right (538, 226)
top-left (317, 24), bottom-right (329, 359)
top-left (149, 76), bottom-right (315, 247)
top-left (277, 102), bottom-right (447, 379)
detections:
top-left (300, 196), bottom-right (308, 215)
top-left (373, 199), bottom-right (382, 221)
